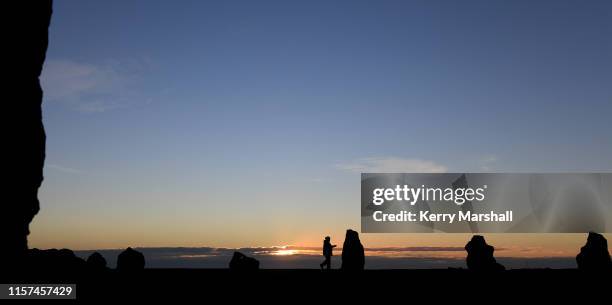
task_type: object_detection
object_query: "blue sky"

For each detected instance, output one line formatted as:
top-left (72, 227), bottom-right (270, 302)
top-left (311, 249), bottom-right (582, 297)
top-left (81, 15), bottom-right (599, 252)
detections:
top-left (33, 0), bottom-right (612, 251)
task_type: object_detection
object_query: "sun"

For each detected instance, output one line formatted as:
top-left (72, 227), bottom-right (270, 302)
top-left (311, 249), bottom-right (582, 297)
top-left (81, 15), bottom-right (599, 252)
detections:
top-left (273, 249), bottom-right (298, 256)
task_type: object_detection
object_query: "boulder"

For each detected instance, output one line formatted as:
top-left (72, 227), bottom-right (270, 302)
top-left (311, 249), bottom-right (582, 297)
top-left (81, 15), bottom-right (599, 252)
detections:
top-left (576, 232), bottom-right (611, 271)
top-left (341, 229), bottom-right (365, 271)
top-left (26, 248), bottom-right (86, 275)
top-left (117, 247), bottom-right (145, 271)
top-left (86, 252), bottom-right (108, 270)
top-left (465, 235), bottom-right (505, 271)
top-left (229, 252), bottom-right (259, 270)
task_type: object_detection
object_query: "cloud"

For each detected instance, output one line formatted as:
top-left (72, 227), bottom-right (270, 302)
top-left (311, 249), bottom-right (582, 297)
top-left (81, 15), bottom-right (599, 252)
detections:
top-left (479, 154), bottom-right (499, 171)
top-left (46, 163), bottom-right (82, 174)
top-left (365, 247), bottom-right (466, 252)
top-left (72, 246), bottom-right (575, 269)
top-left (336, 157), bottom-right (447, 173)
top-left (73, 246), bottom-right (467, 261)
top-left (41, 59), bottom-right (151, 113)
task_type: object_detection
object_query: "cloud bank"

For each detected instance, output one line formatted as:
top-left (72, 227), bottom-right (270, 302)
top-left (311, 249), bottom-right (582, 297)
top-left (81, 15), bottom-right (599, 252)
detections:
top-left (41, 59), bottom-right (151, 113)
top-left (72, 246), bottom-right (575, 269)
top-left (336, 157), bottom-right (447, 173)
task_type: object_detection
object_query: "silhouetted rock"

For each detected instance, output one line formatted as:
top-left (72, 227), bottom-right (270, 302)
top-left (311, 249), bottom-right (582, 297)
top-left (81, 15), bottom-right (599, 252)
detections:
top-left (2, 1), bottom-right (52, 272)
top-left (576, 232), bottom-right (611, 271)
top-left (465, 235), bottom-right (505, 271)
top-left (117, 247), bottom-right (145, 271)
top-left (229, 252), bottom-right (259, 270)
top-left (87, 252), bottom-right (108, 270)
top-left (341, 229), bottom-right (365, 271)
top-left (26, 248), bottom-right (86, 275)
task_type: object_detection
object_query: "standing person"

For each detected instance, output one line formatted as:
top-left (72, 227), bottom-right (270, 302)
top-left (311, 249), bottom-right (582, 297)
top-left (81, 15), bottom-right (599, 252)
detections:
top-left (320, 236), bottom-right (336, 270)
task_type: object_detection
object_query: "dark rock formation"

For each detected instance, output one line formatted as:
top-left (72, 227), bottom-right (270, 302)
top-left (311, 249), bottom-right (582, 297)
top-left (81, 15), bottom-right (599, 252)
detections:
top-left (117, 247), bottom-right (145, 271)
top-left (87, 252), bottom-right (108, 270)
top-left (2, 1), bottom-right (52, 271)
top-left (229, 252), bottom-right (260, 270)
top-left (576, 232), bottom-right (611, 271)
top-left (341, 229), bottom-right (365, 271)
top-left (26, 248), bottom-right (86, 275)
top-left (465, 235), bottom-right (505, 271)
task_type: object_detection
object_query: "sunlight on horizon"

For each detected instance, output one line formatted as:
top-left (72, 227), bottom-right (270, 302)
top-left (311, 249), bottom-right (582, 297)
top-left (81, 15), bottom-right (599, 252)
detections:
top-left (28, 0), bottom-right (612, 271)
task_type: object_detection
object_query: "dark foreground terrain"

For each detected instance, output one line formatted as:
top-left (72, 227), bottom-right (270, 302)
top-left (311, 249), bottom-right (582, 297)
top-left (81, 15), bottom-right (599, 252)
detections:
top-left (5, 268), bottom-right (610, 301)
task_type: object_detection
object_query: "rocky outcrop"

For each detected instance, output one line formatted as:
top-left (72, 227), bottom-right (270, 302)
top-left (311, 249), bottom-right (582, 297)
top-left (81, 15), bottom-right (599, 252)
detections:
top-left (27, 248), bottom-right (86, 275)
top-left (2, 1), bottom-right (52, 271)
top-left (465, 235), bottom-right (505, 271)
top-left (86, 252), bottom-right (108, 270)
top-left (576, 232), bottom-right (611, 271)
top-left (341, 229), bottom-right (365, 271)
top-left (229, 252), bottom-right (260, 270)
top-left (117, 247), bottom-right (145, 271)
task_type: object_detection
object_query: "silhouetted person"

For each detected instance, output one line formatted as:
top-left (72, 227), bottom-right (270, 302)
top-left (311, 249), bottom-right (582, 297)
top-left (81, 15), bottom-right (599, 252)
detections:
top-left (341, 229), bottom-right (365, 271)
top-left (116, 247), bottom-right (145, 272)
top-left (465, 235), bottom-right (505, 271)
top-left (229, 251), bottom-right (259, 270)
top-left (576, 232), bottom-right (611, 271)
top-left (320, 236), bottom-right (336, 270)
top-left (2, 1), bottom-right (52, 272)
top-left (86, 252), bottom-right (108, 271)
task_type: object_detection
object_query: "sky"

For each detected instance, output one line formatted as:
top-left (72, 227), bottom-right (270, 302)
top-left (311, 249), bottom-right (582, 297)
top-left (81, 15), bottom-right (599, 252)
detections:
top-left (31, 0), bottom-right (612, 267)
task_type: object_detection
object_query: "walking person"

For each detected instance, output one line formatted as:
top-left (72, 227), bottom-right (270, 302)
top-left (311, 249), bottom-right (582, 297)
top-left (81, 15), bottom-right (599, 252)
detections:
top-left (320, 236), bottom-right (336, 270)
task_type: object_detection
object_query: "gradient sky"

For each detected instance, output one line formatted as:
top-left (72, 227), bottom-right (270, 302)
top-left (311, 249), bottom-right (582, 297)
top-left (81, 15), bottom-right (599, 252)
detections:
top-left (32, 0), bottom-right (612, 259)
